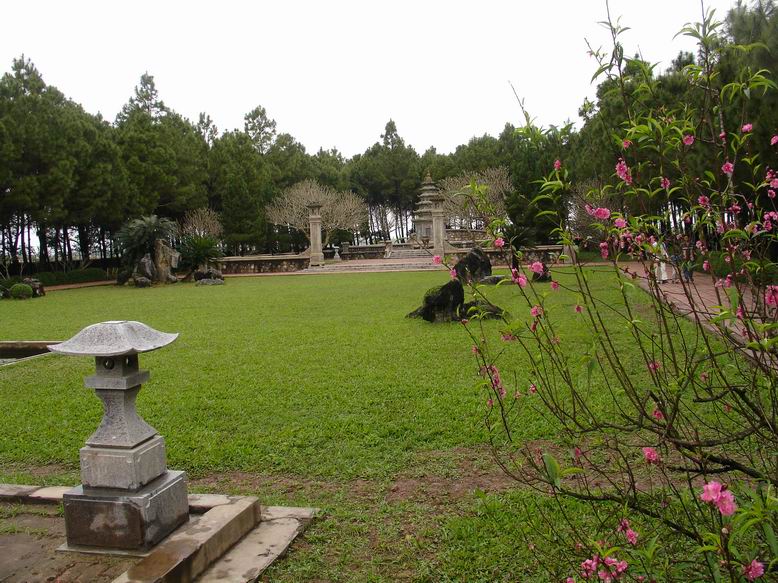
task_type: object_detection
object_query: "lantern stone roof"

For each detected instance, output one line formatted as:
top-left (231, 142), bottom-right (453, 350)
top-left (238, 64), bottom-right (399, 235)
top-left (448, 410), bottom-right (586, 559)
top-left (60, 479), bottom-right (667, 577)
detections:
top-left (49, 321), bottom-right (178, 357)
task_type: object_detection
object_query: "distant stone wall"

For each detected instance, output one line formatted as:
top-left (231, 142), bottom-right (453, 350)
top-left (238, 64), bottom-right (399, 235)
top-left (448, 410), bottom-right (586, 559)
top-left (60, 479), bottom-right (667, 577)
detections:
top-left (339, 243), bottom-right (386, 260)
top-left (446, 229), bottom-right (487, 243)
top-left (444, 245), bottom-right (567, 265)
top-left (218, 255), bottom-right (309, 274)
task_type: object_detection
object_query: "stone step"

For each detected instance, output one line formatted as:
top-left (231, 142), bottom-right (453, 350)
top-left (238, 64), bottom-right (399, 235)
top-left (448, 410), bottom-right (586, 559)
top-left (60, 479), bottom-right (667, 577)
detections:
top-left (390, 250), bottom-right (433, 258)
top-left (306, 263), bottom-right (445, 273)
top-left (196, 506), bottom-right (318, 582)
top-left (112, 496), bottom-right (261, 583)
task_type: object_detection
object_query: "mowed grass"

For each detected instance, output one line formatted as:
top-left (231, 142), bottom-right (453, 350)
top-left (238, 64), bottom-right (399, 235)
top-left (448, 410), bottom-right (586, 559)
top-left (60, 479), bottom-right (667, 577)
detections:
top-left (0, 269), bottom-right (656, 581)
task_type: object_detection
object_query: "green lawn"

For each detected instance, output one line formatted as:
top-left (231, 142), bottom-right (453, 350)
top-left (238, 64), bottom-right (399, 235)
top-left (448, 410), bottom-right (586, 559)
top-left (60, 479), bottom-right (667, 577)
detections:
top-left (0, 269), bottom-right (653, 581)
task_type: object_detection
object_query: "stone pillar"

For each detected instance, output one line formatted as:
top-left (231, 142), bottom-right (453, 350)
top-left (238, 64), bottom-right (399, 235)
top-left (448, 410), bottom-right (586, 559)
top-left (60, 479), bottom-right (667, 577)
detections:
top-left (307, 203), bottom-right (325, 267)
top-left (49, 321), bottom-right (189, 552)
top-left (430, 194), bottom-right (446, 258)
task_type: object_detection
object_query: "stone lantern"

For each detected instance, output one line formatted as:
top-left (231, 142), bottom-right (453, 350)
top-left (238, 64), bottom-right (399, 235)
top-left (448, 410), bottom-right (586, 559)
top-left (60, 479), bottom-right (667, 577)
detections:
top-left (49, 321), bottom-right (189, 552)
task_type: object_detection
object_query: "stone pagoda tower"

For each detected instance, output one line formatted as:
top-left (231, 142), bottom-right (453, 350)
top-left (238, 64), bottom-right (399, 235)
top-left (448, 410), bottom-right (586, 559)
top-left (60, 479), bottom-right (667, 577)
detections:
top-left (413, 172), bottom-right (438, 246)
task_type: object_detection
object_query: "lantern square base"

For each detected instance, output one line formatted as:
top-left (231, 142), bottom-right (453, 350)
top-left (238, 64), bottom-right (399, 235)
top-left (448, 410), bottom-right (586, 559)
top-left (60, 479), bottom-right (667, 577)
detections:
top-left (63, 470), bottom-right (188, 551)
top-left (80, 435), bottom-right (166, 490)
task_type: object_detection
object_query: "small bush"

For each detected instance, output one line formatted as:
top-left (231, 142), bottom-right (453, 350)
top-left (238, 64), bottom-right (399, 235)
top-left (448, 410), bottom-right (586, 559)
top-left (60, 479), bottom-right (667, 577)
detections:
top-left (9, 283), bottom-right (33, 299)
top-left (702, 251), bottom-right (778, 285)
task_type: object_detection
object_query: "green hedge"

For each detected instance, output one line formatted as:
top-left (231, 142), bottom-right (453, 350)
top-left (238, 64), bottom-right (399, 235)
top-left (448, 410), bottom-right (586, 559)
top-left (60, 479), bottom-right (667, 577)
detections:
top-left (0, 268), bottom-right (109, 291)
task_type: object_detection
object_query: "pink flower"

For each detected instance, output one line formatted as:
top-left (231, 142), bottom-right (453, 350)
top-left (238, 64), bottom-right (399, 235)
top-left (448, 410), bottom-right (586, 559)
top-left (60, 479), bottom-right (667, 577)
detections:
top-left (660, 176), bottom-right (671, 190)
top-left (642, 447), bottom-right (660, 464)
top-left (771, 135), bottom-right (778, 146)
top-left (716, 490), bottom-right (737, 515)
top-left (622, 139), bottom-right (632, 149)
top-left (700, 481), bottom-right (738, 516)
top-left (683, 134), bottom-right (695, 146)
top-left (471, 345), bottom-right (479, 354)
top-left (652, 408), bottom-right (664, 421)
top-left (450, 268), bottom-right (458, 279)
top-left (487, 398), bottom-right (493, 408)
top-left (529, 383), bottom-right (537, 394)
top-left (742, 123), bottom-right (753, 133)
top-left (575, 304), bottom-right (583, 313)
top-left (722, 161), bottom-right (734, 176)
top-left (703, 260), bottom-right (710, 272)
top-left (554, 159), bottom-right (562, 171)
top-left (501, 333), bottom-right (516, 342)
top-left (769, 189), bottom-right (776, 199)
top-left (625, 529), bottom-right (638, 546)
top-left (530, 305), bottom-right (543, 318)
top-left (720, 131), bottom-right (727, 141)
top-left (581, 556), bottom-right (599, 578)
top-left (743, 559), bottom-right (765, 581)
top-left (765, 285), bottom-right (778, 306)
top-left (648, 360), bottom-right (661, 372)
top-left (698, 195), bottom-right (710, 207)
top-left (594, 207), bottom-right (611, 220)
top-left (494, 237), bottom-right (505, 249)
top-left (551, 280), bottom-right (559, 291)
top-left (530, 261), bottom-right (544, 274)
top-left (615, 158), bottom-right (632, 185)
top-left (566, 578), bottom-right (576, 583)
top-left (599, 241), bottom-right (609, 259)
top-left (614, 217), bottom-right (626, 228)
top-left (432, 255), bottom-right (442, 265)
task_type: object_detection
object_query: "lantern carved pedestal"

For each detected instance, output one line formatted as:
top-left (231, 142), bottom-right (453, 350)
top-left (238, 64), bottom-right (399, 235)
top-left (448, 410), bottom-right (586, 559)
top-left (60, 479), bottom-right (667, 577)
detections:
top-left (50, 321), bottom-right (189, 552)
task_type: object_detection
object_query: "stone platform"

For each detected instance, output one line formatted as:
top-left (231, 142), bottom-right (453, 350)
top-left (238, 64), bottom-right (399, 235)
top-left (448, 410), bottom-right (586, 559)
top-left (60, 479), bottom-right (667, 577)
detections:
top-left (0, 484), bottom-right (317, 583)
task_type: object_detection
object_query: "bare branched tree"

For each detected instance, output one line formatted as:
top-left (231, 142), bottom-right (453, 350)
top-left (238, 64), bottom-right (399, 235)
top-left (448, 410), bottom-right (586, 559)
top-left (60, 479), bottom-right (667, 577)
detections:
top-left (440, 167), bottom-right (511, 230)
top-left (266, 179), bottom-right (368, 246)
top-left (181, 208), bottom-right (223, 238)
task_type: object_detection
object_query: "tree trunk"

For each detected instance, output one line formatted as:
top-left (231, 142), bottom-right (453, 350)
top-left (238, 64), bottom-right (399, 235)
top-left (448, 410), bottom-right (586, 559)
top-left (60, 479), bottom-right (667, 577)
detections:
top-left (77, 225), bottom-right (91, 262)
top-left (38, 224), bottom-right (50, 264)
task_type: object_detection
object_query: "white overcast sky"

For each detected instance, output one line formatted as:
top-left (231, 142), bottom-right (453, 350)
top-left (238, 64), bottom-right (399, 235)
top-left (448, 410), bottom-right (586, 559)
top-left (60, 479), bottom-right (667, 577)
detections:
top-left (2, 0), bottom-right (737, 157)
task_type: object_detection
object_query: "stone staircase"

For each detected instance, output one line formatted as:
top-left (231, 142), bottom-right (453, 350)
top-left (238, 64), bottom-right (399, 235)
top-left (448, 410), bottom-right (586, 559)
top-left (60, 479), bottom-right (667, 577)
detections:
top-left (305, 259), bottom-right (446, 274)
top-left (389, 248), bottom-right (435, 260)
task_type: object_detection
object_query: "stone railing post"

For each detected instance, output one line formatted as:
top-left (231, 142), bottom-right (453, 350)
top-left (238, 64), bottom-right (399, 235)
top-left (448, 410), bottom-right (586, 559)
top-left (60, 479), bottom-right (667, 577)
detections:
top-left (307, 203), bottom-right (325, 267)
top-left (430, 194), bottom-right (446, 257)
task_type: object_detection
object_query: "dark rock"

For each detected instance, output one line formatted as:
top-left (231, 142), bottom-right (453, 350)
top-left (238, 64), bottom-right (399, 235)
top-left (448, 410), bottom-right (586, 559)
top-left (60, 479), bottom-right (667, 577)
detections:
top-left (195, 278), bottom-right (224, 286)
top-left (407, 279), bottom-right (465, 323)
top-left (194, 268), bottom-right (224, 281)
top-left (117, 270), bottom-right (132, 286)
top-left (136, 253), bottom-right (157, 281)
top-left (454, 247), bottom-right (492, 282)
top-left (22, 278), bottom-right (45, 297)
top-left (531, 263), bottom-right (552, 282)
top-left (134, 276), bottom-right (152, 288)
top-left (461, 300), bottom-right (507, 320)
top-left (479, 275), bottom-right (507, 285)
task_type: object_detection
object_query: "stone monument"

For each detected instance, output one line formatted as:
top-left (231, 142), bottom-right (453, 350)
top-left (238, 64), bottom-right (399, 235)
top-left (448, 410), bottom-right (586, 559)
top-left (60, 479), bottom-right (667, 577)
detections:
top-left (49, 321), bottom-right (189, 552)
top-left (154, 238), bottom-right (180, 283)
top-left (307, 203), bottom-right (325, 267)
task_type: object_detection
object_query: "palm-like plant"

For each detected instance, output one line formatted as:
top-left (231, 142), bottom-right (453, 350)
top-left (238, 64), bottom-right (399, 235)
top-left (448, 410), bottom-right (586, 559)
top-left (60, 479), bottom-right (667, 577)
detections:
top-left (178, 234), bottom-right (223, 277)
top-left (116, 215), bottom-right (178, 268)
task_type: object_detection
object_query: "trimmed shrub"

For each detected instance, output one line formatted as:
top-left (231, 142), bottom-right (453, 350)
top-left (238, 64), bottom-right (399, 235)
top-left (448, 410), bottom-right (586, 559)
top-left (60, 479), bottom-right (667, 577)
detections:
top-left (9, 283), bottom-right (33, 299)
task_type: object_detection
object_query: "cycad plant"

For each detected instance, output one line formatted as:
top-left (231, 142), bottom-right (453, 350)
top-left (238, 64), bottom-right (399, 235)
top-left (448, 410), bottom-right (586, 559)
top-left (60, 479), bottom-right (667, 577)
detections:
top-left (116, 215), bottom-right (178, 268)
